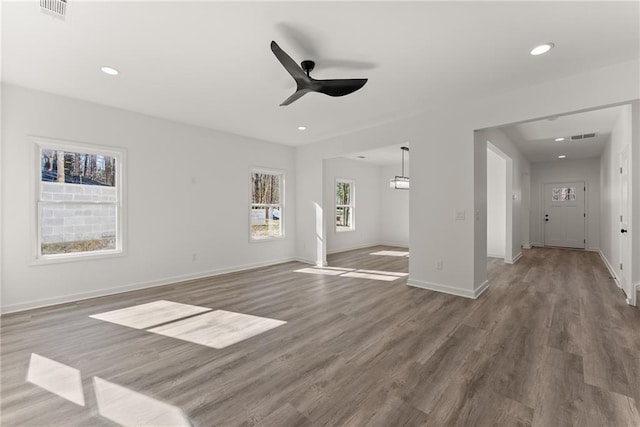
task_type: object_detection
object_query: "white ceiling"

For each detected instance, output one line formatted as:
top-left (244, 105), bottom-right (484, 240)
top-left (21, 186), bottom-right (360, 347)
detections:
top-left (342, 143), bottom-right (410, 166)
top-left (2, 1), bottom-right (639, 147)
top-left (499, 105), bottom-right (624, 163)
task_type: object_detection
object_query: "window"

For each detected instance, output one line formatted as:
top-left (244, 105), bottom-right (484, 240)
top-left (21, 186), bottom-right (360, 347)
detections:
top-left (35, 138), bottom-right (124, 260)
top-left (552, 187), bottom-right (576, 201)
top-left (336, 179), bottom-right (355, 231)
top-left (250, 169), bottom-right (284, 240)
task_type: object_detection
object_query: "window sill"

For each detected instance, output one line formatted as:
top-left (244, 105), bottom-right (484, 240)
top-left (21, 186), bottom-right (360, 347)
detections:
top-left (249, 235), bottom-right (286, 243)
top-left (31, 249), bottom-right (126, 266)
top-left (336, 228), bottom-right (356, 233)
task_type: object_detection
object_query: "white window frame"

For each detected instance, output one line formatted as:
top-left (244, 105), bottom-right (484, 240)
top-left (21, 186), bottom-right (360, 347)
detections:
top-left (249, 167), bottom-right (285, 242)
top-left (32, 137), bottom-right (126, 264)
top-left (335, 178), bottom-right (355, 232)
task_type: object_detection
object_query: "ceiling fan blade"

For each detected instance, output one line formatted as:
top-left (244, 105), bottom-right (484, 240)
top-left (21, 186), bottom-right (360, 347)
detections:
top-left (315, 78), bottom-right (368, 97)
top-left (271, 41), bottom-right (307, 83)
top-left (280, 88), bottom-right (312, 106)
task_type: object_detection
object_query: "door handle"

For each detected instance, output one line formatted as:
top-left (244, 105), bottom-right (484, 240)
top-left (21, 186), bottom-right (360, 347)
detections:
top-left (621, 229), bottom-right (628, 233)
top-left (545, 219), bottom-right (549, 222)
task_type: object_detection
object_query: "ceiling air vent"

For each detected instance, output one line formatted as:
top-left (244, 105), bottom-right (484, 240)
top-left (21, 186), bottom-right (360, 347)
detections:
top-left (40, 0), bottom-right (67, 18)
top-left (570, 132), bottom-right (597, 141)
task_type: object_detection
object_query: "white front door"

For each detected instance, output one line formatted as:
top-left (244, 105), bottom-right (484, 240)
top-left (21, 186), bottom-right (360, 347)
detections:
top-left (544, 182), bottom-right (585, 249)
top-left (619, 146), bottom-right (631, 301)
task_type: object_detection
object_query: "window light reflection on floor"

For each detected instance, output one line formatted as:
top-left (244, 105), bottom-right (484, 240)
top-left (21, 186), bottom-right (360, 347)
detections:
top-left (294, 267), bottom-right (408, 281)
top-left (94, 377), bottom-right (191, 427)
top-left (27, 353), bottom-right (85, 406)
top-left (369, 250), bottom-right (410, 257)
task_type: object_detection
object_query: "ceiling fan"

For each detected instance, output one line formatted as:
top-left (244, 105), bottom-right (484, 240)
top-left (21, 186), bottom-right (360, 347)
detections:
top-left (270, 41), bottom-right (368, 106)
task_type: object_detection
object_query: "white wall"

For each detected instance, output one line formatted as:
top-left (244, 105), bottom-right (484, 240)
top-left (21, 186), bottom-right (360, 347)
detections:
top-left (379, 164), bottom-right (409, 247)
top-left (600, 104), bottom-right (632, 298)
top-left (487, 148), bottom-right (506, 258)
top-left (485, 128), bottom-right (531, 262)
top-left (633, 102), bottom-right (640, 302)
top-left (296, 60), bottom-right (639, 299)
top-left (531, 158), bottom-right (600, 250)
top-left (324, 157), bottom-right (380, 254)
top-left (1, 84), bottom-right (297, 312)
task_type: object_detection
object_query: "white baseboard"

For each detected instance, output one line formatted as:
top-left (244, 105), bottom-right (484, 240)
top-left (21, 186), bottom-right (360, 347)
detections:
top-left (326, 241), bottom-right (383, 255)
top-left (293, 257), bottom-right (322, 266)
top-left (377, 241), bottom-right (409, 249)
top-left (522, 244), bottom-right (532, 249)
top-left (587, 247), bottom-right (600, 252)
top-left (407, 278), bottom-right (487, 299)
top-left (1, 257), bottom-right (298, 315)
top-left (506, 252), bottom-right (522, 264)
top-left (597, 250), bottom-right (621, 289)
top-left (531, 242), bottom-right (544, 247)
top-left (487, 252), bottom-right (505, 259)
top-left (474, 280), bottom-right (490, 298)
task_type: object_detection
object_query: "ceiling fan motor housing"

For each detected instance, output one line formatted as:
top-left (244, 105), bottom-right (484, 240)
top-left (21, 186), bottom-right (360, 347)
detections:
top-left (301, 60), bottom-right (315, 75)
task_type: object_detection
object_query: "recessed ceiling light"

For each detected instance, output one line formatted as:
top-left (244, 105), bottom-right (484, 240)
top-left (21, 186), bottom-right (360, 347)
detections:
top-left (558, 155), bottom-right (566, 159)
top-left (297, 126), bottom-right (307, 131)
top-left (555, 137), bottom-right (565, 142)
top-left (101, 66), bottom-right (119, 76)
top-left (530, 43), bottom-right (554, 56)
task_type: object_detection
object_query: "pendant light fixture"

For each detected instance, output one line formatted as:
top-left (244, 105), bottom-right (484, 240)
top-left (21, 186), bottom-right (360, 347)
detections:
top-left (389, 146), bottom-right (410, 190)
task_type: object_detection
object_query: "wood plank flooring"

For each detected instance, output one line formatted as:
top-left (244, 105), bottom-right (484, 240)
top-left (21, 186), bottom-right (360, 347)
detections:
top-left (1, 246), bottom-right (639, 426)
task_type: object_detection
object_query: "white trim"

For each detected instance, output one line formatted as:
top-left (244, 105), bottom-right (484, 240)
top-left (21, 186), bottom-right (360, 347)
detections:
top-left (633, 283), bottom-right (640, 307)
top-left (407, 278), bottom-right (488, 299)
top-left (487, 252), bottom-right (505, 259)
top-left (0, 257), bottom-right (299, 314)
top-left (531, 242), bottom-right (544, 247)
top-left (335, 178), bottom-right (355, 232)
top-left (293, 257), bottom-right (324, 266)
top-left (378, 241), bottom-right (409, 248)
top-left (522, 244), bottom-right (532, 249)
top-left (506, 252), bottom-right (522, 264)
top-left (598, 250), bottom-right (622, 289)
top-left (31, 136), bottom-right (127, 264)
top-left (474, 280), bottom-right (490, 298)
top-left (249, 167), bottom-right (285, 243)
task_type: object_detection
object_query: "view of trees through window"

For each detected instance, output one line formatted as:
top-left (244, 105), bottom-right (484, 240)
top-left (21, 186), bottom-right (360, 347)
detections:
top-left (251, 172), bottom-right (282, 239)
top-left (39, 148), bottom-right (119, 256)
top-left (41, 149), bottom-right (116, 186)
top-left (336, 181), bottom-right (354, 231)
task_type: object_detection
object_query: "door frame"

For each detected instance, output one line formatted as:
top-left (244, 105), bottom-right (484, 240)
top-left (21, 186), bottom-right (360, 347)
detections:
top-left (619, 145), bottom-right (633, 305)
top-left (541, 180), bottom-right (588, 249)
top-left (487, 141), bottom-right (514, 263)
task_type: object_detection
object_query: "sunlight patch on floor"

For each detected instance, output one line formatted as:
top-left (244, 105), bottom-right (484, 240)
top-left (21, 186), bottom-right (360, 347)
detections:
top-left (294, 266), bottom-right (407, 281)
top-left (89, 300), bottom-right (211, 329)
top-left (148, 310), bottom-right (286, 349)
top-left (370, 250), bottom-right (409, 257)
top-left (27, 353), bottom-right (85, 406)
top-left (94, 377), bottom-right (191, 427)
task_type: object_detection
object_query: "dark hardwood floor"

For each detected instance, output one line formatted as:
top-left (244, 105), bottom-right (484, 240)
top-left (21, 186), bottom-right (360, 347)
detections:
top-left (1, 246), bottom-right (639, 426)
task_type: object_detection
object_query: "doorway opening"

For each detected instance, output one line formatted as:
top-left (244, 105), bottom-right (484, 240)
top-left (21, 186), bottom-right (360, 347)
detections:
top-left (487, 141), bottom-right (513, 263)
top-left (319, 144), bottom-right (410, 278)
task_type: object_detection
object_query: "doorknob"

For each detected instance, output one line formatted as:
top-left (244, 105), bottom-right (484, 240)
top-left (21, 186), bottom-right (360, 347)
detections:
top-left (621, 229), bottom-right (628, 233)
top-left (545, 218), bottom-right (549, 222)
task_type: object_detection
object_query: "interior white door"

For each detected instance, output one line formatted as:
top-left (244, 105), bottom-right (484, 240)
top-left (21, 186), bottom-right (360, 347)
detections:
top-left (544, 182), bottom-right (585, 249)
top-left (619, 146), bottom-right (631, 300)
